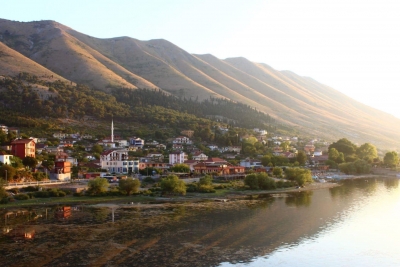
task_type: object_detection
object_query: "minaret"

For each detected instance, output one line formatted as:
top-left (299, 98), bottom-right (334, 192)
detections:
top-left (111, 118), bottom-right (114, 143)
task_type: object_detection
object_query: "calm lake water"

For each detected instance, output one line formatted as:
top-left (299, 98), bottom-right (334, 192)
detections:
top-left (1, 177), bottom-right (400, 267)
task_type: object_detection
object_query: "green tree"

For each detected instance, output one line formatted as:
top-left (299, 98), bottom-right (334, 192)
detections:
top-left (22, 156), bottom-right (38, 170)
top-left (244, 173), bottom-right (259, 190)
top-left (198, 175), bottom-right (213, 186)
top-left (273, 167), bottom-right (283, 177)
top-left (329, 138), bottom-right (357, 157)
top-left (160, 175), bottom-right (186, 195)
top-left (356, 143), bottom-right (378, 162)
top-left (284, 167), bottom-right (313, 186)
top-left (339, 159), bottom-right (371, 174)
top-left (170, 163), bottom-right (190, 173)
top-left (87, 177), bottom-right (109, 195)
top-left (257, 172), bottom-right (276, 190)
top-left (91, 144), bottom-right (103, 154)
top-left (261, 155), bottom-right (272, 166)
top-left (119, 178), bottom-right (140, 195)
top-left (0, 165), bottom-right (16, 182)
top-left (383, 151), bottom-right (399, 168)
top-left (296, 151), bottom-right (307, 165)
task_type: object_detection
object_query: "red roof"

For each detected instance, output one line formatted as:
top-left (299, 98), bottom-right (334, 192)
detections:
top-left (11, 139), bottom-right (35, 144)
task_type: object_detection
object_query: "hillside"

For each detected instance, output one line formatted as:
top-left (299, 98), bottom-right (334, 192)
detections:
top-left (0, 18), bottom-right (400, 150)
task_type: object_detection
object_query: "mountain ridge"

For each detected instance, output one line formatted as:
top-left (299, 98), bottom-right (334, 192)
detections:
top-left (0, 18), bottom-right (399, 150)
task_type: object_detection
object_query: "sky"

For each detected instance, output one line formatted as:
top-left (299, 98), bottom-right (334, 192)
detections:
top-left (2, 0), bottom-right (400, 118)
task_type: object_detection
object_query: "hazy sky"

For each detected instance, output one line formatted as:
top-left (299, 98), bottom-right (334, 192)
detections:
top-left (2, 0), bottom-right (400, 118)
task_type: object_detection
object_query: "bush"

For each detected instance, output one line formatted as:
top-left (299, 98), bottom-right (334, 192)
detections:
top-left (186, 183), bottom-right (198, 192)
top-left (14, 193), bottom-right (29, 200)
top-left (34, 191), bottom-right (50, 198)
top-left (23, 186), bottom-right (39, 192)
top-left (142, 176), bottom-right (156, 184)
top-left (198, 184), bottom-right (216, 193)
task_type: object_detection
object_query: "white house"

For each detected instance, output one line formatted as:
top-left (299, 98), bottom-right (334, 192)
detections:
top-left (169, 151), bottom-right (187, 165)
top-left (172, 136), bottom-right (192, 144)
top-left (0, 151), bottom-right (12, 165)
top-left (240, 159), bottom-right (263, 168)
top-left (208, 145), bottom-right (219, 151)
top-left (192, 152), bottom-right (208, 161)
top-left (100, 149), bottom-right (139, 174)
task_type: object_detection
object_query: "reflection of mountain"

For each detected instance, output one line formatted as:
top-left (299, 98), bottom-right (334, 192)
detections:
top-left (0, 190), bottom-right (358, 266)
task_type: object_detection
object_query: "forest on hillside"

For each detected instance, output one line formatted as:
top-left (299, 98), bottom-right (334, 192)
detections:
top-left (0, 74), bottom-right (280, 139)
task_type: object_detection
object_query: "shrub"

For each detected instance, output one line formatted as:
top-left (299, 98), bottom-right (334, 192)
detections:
top-left (14, 193), bottom-right (29, 200)
top-left (142, 176), bottom-right (156, 184)
top-left (34, 191), bottom-right (50, 198)
top-left (186, 183), bottom-right (198, 192)
top-left (198, 184), bottom-right (216, 193)
top-left (23, 186), bottom-right (39, 192)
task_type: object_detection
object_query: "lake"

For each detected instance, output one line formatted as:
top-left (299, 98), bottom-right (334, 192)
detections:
top-left (1, 177), bottom-right (400, 267)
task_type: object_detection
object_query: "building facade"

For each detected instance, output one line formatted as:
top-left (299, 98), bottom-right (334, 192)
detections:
top-left (11, 139), bottom-right (36, 159)
top-left (100, 149), bottom-right (139, 174)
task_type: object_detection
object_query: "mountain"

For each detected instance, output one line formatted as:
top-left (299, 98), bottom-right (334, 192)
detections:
top-left (0, 18), bottom-right (399, 150)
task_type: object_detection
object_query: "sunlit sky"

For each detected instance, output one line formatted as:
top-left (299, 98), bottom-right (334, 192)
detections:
top-left (2, 0), bottom-right (400, 118)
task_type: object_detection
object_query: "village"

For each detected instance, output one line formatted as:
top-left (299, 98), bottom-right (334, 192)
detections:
top-left (0, 120), bottom-right (333, 187)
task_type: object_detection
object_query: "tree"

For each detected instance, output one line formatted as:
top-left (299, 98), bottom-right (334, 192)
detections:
top-left (329, 138), bottom-right (357, 157)
top-left (87, 177), bottom-right (109, 195)
top-left (170, 163), bottom-right (190, 173)
top-left (296, 151), bottom-right (307, 165)
top-left (0, 179), bottom-right (7, 199)
top-left (160, 175), bottom-right (186, 195)
top-left (384, 151), bottom-right (399, 168)
top-left (339, 159), bottom-right (371, 174)
top-left (0, 165), bottom-right (16, 182)
top-left (91, 144), bottom-right (103, 154)
top-left (261, 155), bottom-right (272, 166)
top-left (284, 167), bottom-right (313, 186)
top-left (244, 174), bottom-right (259, 190)
top-left (198, 175), bottom-right (213, 186)
top-left (22, 156), bottom-right (38, 170)
top-left (272, 167), bottom-right (283, 177)
top-left (119, 178), bottom-right (140, 195)
top-left (357, 143), bottom-right (378, 162)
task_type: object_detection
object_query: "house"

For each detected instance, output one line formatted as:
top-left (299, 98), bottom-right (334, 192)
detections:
top-left (180, 130), bottom-right (194, 138)
top-left (253, 128), bottom-right (267, 136)
top-left (240, 159), bottom-right (262, 168)
top-left (173, 136), bottom-right (192, 144)
top-left (169, 151), bottom-right (187, 165)
top-left (282, 152), bottom-right (297, 159)
top-left (0, 151), bottom-right (12, 165)
top-left (129, 137), bottom-right (144, 149)
top-left (11, 139), bottom-right (36, 159)
top-left (156, 144), bottom-right (167, 150)
top-left (53, 132), bottom-right (68, 139)
top-left (192, 152), bottom-right (208, 161)
top-left (100, 149), bottom-right (139, 174)
top-left (172, 144), bottom-right (184, 150)
top-left (221, 146), bottom-right (241, 153)
top-left (183, 160), bottom-right (200, 171)
top-left (208, 145), bottom-right (219, 151)
top-left (146, 153), bottom-right (164, 162)
top-left (50, 161), bottom-right (72, 181)
top-left (304, 144), bottom-right (316, 155)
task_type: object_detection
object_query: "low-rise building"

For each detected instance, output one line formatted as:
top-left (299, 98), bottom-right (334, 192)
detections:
top-left (100, 149), bottom-right (139, 174)
top-left (11, 139), bottom-right (36, 159)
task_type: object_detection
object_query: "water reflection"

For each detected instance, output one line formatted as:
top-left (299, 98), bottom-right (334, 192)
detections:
top-left (0, 177), bottom-right (399, 267)
top-left (285, 191), bottom-right (313, 207)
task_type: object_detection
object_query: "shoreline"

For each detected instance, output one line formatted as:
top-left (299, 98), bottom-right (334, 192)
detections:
top-left (4, 174), bottom-right (397, 209)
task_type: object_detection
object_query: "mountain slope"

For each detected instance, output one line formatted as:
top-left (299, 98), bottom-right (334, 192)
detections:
top-left (0, 18), bottom-right (400, 150)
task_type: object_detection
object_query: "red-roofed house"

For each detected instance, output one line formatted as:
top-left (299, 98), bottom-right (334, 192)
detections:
top-left (11, 139), bottom-right (36, 159)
